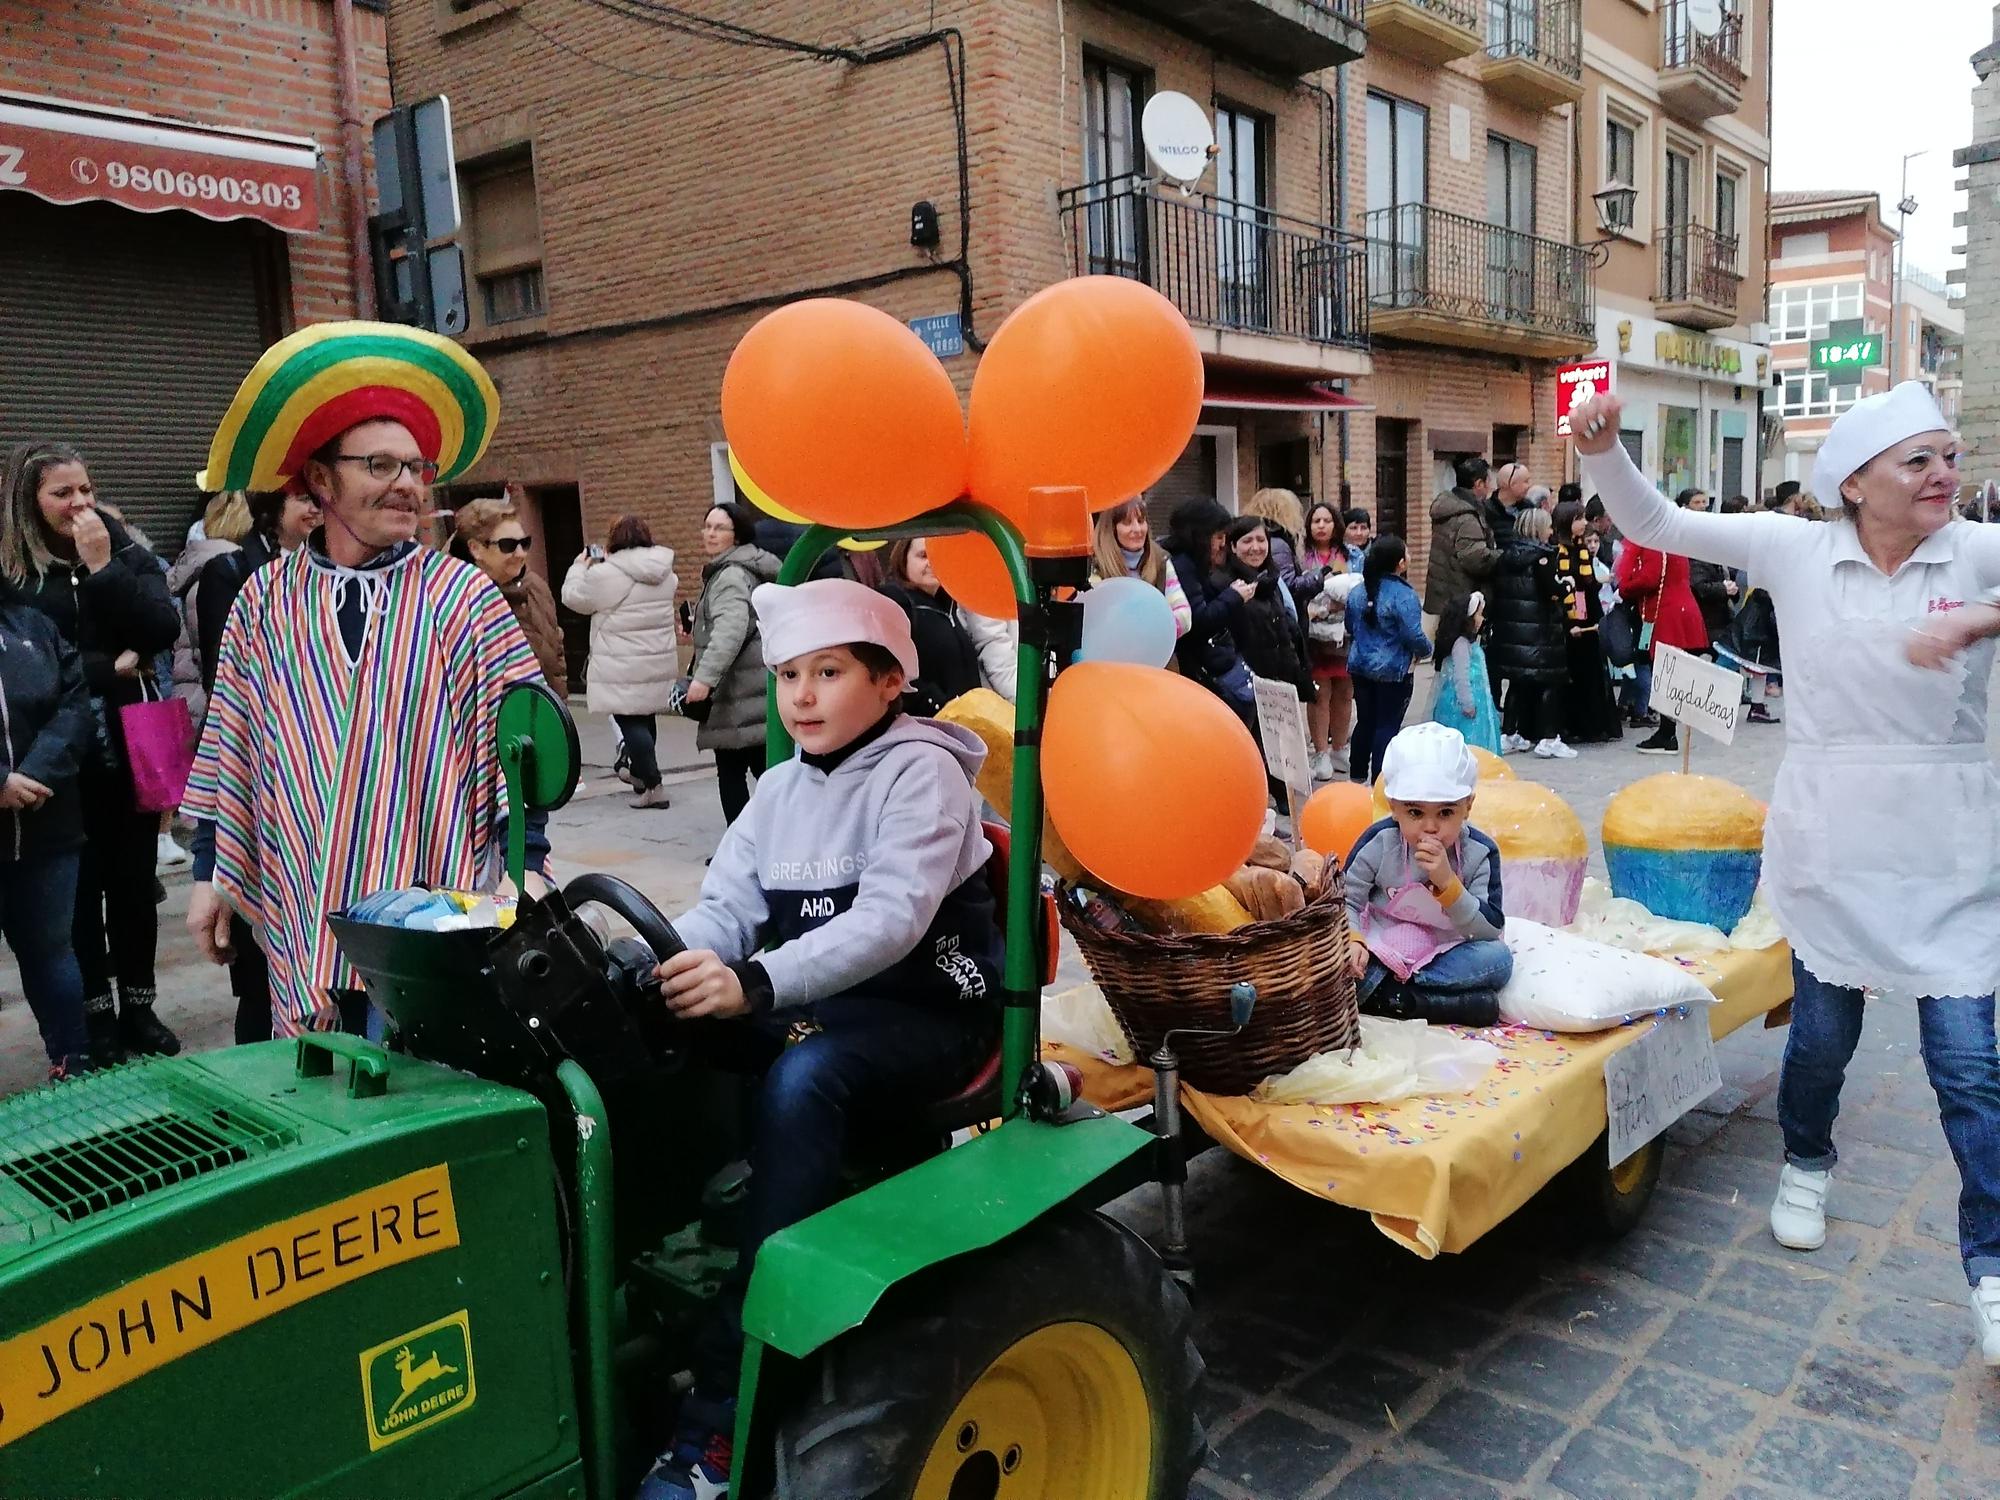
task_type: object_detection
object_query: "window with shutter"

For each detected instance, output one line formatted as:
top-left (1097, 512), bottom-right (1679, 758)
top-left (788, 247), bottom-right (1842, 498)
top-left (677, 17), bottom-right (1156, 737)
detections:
top-left (464, 153), bottom-right (545, 327)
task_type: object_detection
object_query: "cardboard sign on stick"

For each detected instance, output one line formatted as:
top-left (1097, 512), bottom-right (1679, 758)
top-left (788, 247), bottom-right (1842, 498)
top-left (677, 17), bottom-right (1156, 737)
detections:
top-left (1649, 644), bottom-right (1744, 746)
top-left (1251, 675), bottom-right (1313, 793)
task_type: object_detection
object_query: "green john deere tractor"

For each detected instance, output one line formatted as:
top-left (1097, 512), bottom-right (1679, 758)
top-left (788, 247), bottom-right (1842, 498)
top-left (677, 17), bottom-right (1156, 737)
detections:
top-left (0, 507), bottom-right (1204, 1500)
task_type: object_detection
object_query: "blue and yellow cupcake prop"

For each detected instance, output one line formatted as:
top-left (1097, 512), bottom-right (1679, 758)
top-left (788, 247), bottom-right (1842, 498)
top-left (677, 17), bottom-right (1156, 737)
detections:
top-left (1603, 773), bottom-right (1765, 932)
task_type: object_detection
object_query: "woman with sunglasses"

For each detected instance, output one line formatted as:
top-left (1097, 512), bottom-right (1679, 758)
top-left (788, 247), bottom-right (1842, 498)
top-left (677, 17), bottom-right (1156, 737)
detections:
top-left (450, 496), bottom-right (567, 696)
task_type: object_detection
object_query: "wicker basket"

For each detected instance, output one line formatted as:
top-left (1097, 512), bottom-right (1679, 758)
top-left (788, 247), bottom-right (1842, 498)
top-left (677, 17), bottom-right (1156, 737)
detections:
top-left (1057, 868), bottom-right (1359, 1095)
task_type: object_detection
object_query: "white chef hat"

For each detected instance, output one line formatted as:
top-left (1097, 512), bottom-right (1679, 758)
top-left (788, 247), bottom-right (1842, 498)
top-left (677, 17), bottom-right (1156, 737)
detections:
top-left (1381, 723), bottom-right (1479, 804)
top-left (1810, 380), bottom-right (1951, 507)
top-left (752, 578), bottom-right (920, 680)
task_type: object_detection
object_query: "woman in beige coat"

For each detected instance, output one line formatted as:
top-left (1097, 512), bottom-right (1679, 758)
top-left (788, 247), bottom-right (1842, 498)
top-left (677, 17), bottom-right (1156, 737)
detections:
top-left (562, 514), bottom-right (678, 808)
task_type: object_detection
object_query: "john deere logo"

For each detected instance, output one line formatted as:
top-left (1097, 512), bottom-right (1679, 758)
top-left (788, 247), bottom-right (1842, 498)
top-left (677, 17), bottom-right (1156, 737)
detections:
top-left (360, 1310), bottom-right (475, 1450)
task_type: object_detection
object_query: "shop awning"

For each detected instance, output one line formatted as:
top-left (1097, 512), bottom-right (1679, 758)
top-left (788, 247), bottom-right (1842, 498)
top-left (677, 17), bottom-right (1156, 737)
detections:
top-left (0, 93), bottom-right (320, 233)
top-left (1201, 371), bottom-right (1372, 413)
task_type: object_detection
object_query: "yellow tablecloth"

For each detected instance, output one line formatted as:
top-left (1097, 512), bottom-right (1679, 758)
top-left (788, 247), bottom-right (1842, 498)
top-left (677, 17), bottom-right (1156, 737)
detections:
top-left (1043, 941), bottom-right (1792, 1258)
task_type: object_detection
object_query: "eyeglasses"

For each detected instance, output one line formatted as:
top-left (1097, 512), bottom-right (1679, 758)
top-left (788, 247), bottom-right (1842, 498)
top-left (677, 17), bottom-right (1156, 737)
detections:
top-left (491, 536), bottom-right (534, 554)
top-left (334, 453), bottom-right (441, 484)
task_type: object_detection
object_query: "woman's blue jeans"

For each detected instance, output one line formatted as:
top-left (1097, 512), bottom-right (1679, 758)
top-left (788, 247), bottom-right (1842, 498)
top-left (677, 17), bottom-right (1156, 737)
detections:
top-left (3, 851), bottom-right (87, 1064)
top-left (1778, 954), bottom-right (2000, 1285)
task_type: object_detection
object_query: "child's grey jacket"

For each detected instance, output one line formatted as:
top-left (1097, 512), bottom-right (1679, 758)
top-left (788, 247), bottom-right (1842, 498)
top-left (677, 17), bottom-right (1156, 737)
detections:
top-left (1342, 818), bottom-right (1506, 941)
top-left (673, 714), bottom-right (1002, 1009)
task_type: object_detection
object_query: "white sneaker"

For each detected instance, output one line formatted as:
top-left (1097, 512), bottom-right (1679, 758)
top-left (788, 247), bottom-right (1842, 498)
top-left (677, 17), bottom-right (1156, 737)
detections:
top-left (155, 832), bottom-right (192, 870)
top-left (1311, 750), bottom-right (1336, 782)
top-left (1533, 737), bottom-right (1579, 760)
top-left (1971, 1277), bottom-right (2000, 1366)
top-left (1501, 733), bottom-right (1533, 754)
top-left (1769, 1163), bottom-right (1830, 1251)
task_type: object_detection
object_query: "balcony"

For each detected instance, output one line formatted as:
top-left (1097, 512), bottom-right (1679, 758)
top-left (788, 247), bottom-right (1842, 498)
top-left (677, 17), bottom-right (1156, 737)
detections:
top-left (1658, 0), bottom-right (1744, 122)
top-left (1655, 224), bottom-right (1743, 330)
top-left (1107, 0), bottom-right (1366, 76)
top-left (1366, 0), bottom-right (1482, 63)
top-left (1364, 204), bottom-right (1594, 358)
top-left (1058, 175), bottom-right (1370, 376)
top-left (1480, 0), bottom-right (1584, 111)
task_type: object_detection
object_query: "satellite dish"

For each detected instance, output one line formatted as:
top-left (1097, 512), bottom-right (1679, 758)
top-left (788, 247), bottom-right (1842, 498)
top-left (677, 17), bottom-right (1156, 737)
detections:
top-left (1142, 92), bottom-right (1214, 186)
top-left (1686, 0), bottom-right (1724, 36)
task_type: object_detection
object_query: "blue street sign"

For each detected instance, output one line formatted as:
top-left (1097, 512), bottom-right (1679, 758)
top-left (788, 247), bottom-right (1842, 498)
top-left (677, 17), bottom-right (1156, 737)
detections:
top-left (908, 312), bottom-right (964, 359)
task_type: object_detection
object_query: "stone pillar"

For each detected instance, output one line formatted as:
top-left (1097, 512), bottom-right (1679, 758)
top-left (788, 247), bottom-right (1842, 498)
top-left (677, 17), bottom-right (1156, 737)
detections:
top-left (1957, 5), bottom-right (2000, 492)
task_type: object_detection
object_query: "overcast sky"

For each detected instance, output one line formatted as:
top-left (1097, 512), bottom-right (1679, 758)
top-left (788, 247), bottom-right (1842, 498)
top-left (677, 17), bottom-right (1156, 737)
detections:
top-left (1769, 0), bottom-right (1990, 276)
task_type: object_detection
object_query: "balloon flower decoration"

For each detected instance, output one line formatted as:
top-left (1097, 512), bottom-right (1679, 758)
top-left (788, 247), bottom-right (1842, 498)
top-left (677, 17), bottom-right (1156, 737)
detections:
top-left (720, 277), bottom-right (1261, 901)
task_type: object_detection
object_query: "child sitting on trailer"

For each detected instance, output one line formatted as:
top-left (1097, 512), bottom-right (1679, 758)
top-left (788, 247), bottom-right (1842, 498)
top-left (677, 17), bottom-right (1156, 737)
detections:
top-left (1343, 723), bottom-right (1513, 1027)
top-left (637, 577), bottom-right (1002, 1500)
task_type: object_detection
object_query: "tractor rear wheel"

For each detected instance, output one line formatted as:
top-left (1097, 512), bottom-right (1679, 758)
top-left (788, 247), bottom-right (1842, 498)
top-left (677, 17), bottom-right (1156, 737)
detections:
top-left (773, 1209), bottom-right (1204, 1500)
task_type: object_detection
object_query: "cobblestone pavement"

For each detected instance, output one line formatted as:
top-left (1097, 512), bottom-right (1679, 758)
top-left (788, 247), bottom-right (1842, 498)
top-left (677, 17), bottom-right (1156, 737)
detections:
top-left (3, 689), bottom-right (1995, 1497)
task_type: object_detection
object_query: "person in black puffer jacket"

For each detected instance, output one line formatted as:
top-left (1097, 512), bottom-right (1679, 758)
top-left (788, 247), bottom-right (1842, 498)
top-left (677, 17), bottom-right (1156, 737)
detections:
top-left (1487, 506), bottom-right (1576, 760)
top-left (1222, 516), bottom-right (1311, 696)
top-left (1, 441), bottom-right (183, 1066)
top-left (878, 537), bottom-right (983, 717)
top-left (0, 564), bottom-right (99, 1078)
top-left (1166, 497), bottom-right (1257, 723)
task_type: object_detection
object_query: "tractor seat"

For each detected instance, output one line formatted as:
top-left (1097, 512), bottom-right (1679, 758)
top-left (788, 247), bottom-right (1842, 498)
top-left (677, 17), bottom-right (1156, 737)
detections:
top-left (914, 822), bottom-right (1058, 1136)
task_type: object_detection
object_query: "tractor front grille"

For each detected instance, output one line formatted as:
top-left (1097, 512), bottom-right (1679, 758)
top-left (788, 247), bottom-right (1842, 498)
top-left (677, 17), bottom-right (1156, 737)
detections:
top-left (0, 1064), bottom-right (297, 1247)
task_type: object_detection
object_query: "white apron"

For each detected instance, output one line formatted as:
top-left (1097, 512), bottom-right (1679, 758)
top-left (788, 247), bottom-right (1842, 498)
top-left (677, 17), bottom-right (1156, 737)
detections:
top-left (1764, 619), bottom-right (2000, 998)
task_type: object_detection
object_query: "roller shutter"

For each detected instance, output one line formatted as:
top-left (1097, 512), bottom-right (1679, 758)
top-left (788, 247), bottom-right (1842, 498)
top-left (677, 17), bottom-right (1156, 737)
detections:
top-left (0, 196), bottom-right (277, 556)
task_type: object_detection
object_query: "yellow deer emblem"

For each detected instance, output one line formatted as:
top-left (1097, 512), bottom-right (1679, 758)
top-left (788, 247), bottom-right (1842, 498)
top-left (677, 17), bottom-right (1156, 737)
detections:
top-left (386, 1344), bottom-right (460, 1416)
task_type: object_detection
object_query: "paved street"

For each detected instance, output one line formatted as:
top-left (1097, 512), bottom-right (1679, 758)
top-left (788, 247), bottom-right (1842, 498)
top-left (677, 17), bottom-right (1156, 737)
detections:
top-left (2, 683), bottom-right (1996, 1497)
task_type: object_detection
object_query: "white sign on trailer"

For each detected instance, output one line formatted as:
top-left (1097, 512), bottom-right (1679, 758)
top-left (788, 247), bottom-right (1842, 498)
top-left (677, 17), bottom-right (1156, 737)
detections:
top-left (1605, 1008), bottom-right (1722, 1166)
top-left (1251, 675), bottom-right (1313, 794)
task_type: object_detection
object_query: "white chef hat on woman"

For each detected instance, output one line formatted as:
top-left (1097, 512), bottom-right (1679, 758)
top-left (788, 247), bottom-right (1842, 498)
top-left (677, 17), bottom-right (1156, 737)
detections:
top-left (1810, 381), bottom-right (1951, 507)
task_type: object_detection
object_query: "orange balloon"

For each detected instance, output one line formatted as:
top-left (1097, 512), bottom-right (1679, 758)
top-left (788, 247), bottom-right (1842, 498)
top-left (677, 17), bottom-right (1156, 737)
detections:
top-left (1043, 662), bottom-right (1264, 900)
top-left (968, 277), bottom-right (1204, 529)
top-left (1300, 782), bottom-right (1378, 864)
top-left (930, 528), bottom-right (1021, 620)
top-left (721, 299), bottom-right (968, 531)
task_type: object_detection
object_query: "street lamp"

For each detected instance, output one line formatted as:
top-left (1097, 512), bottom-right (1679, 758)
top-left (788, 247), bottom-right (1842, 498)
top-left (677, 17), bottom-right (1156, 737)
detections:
top-left (1894, 150), bottom-right (1926, 384)
top-left (1583, 181), bottom-right (1638, 268)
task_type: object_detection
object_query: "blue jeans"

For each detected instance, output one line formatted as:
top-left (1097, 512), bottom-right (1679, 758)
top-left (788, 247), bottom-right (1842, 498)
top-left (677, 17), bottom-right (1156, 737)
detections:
top-left (1357, 938), bottom-right (1514, 1004)
top-left (1778, 955), bottom-right (2000, 1285)
top-left (2, 852), bottom-right (87, 1064)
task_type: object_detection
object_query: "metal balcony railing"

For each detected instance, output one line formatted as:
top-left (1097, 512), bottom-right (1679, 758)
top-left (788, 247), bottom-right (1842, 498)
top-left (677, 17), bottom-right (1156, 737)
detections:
top-left (1661, 0), bottom-right (1744, 85)
top-left (1363, 203), bottom-right (1594, 340)
top-left (1657, 223), bottom-right (1742, 309)
top-left (1058, 175), bottom-right (1370, 351)
top-left (1392, 0), bottom-right (1482, 25)
top-left (1484, 0), bottom-right (1581, 79)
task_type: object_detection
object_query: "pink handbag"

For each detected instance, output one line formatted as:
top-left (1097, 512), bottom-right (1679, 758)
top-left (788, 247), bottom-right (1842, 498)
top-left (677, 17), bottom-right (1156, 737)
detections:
top-left (118, 682), bottom-right (194, 813)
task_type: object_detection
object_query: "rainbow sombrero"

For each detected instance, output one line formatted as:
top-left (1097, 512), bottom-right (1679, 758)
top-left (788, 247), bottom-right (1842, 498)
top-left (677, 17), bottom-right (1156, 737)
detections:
top-left (197, 321), bottom-right (499, 492)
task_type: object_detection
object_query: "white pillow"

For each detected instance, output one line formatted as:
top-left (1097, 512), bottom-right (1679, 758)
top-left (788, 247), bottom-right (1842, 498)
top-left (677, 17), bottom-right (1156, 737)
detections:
top-left (1499, 919), bottom-right (1716, 1032)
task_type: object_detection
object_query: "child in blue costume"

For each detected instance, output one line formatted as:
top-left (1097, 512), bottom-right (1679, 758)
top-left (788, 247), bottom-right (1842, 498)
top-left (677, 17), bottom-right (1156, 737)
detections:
top-left (1426, 590), bottom-right (1501, 754)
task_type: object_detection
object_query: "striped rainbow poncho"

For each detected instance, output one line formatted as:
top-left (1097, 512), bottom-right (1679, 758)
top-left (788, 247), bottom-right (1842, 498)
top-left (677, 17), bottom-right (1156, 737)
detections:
top-left (183, 543), bottom-right (540, 1032)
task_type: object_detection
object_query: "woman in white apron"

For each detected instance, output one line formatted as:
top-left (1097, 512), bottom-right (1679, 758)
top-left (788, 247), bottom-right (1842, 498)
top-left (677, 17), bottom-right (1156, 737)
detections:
top-left (1571, 383), bottom-right (2000, 1366)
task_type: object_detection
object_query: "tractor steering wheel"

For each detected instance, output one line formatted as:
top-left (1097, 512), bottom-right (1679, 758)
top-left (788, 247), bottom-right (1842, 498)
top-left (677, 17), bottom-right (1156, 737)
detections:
top-left (562, 873), bottom-right (688, 965)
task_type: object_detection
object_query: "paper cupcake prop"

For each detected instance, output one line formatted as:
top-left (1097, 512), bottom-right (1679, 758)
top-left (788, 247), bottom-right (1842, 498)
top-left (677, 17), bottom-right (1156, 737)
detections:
top-left (197, 321), bottom-right (499, 493)
top-left (1602, 773), bottom-right (1765, 932)
top-left (1463, 778), bottom-right (1589, 926)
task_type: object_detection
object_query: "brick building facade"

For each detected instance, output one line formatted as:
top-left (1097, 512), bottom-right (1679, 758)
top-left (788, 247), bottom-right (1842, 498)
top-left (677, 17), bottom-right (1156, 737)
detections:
top-left (0, 0), bottom-right (388, 545)
top-left (387, 1), bottom-right (1773, 630)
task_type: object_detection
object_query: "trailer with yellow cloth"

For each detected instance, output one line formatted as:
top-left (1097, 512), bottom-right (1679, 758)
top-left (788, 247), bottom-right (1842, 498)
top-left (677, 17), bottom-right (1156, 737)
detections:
top-left (1048, 939), bottom-right (1789, 1258)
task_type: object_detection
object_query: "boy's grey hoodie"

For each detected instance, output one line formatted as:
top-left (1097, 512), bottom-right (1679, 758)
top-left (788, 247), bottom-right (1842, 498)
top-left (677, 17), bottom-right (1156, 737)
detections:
top-left (672, 713), bottom-right (1002, 1009)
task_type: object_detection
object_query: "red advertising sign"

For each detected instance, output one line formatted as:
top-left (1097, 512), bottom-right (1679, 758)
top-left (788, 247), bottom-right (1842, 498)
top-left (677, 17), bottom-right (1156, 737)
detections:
top-left (1554, 358), bottom-right (1615, 438)
top-left (0, 96), bottom-right (319, 234)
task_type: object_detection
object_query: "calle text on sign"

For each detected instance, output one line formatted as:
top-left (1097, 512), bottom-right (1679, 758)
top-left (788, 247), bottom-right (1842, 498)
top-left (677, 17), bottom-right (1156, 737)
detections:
top-left (1554, 358), bottom-right (1615, 438)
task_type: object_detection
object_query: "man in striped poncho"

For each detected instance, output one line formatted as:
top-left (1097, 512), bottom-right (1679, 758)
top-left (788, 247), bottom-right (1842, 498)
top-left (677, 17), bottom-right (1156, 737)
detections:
top-left (183, 324), bottom-right (548, 1037)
